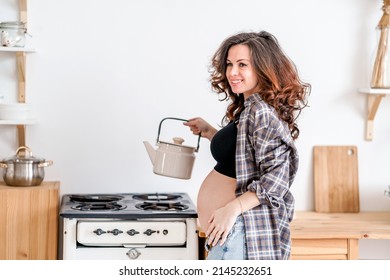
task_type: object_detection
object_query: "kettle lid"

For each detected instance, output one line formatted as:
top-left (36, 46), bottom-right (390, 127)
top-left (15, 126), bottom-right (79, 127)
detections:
top-left (158, 137), bottom-right (196, 151)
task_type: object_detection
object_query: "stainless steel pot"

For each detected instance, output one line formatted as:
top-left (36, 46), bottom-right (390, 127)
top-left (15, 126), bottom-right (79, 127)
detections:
top-left (0, 146), bottom-right (53, 186)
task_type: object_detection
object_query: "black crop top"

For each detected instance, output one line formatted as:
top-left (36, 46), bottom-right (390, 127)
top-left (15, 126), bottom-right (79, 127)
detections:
top-left (210, 120), bottom-right (238, 178)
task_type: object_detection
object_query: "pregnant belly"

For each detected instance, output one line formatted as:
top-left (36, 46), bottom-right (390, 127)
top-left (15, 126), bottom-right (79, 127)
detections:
top-left (197, 169), bottom-right (237, 233)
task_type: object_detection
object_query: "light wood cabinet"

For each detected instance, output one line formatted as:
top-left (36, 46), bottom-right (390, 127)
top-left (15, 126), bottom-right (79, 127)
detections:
top-left (290, 211), bottom-right (390, 260)
top-left (198, 211), bottom-right (390, 260)
top-left (291, 238), bottom-right (358, 260)
top-left (0, 181), bottom-right (60, 259)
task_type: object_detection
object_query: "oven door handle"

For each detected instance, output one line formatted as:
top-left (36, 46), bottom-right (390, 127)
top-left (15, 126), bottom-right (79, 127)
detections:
top-left (123, 244), bottom-right (147, 248)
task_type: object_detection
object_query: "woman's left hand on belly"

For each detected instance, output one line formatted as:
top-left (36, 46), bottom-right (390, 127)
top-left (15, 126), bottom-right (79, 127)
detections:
top-left (206, 200), bottom-right (241, 246)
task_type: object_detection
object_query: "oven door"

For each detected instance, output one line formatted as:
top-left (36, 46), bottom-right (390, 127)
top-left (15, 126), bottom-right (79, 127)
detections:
top-left (69, 246), bottom-right (198, 260)
top-left (61, 218), bottom-right (199, 260)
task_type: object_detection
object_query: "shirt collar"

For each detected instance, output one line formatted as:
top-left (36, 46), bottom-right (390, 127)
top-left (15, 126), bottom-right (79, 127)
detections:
top-left (244, 93), bottom-right (262, 107)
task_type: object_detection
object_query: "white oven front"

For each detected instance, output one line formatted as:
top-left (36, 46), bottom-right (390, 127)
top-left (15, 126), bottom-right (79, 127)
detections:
top-left (61, 217), bottom-right (199, 260)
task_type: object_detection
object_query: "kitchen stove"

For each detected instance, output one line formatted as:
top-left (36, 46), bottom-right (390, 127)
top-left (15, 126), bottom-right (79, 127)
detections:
top-left (59, 192), bottom-right (198, 260)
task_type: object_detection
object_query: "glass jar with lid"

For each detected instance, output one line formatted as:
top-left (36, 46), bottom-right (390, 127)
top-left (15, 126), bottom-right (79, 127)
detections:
top-left (0, 21), bottom-right (27, 47)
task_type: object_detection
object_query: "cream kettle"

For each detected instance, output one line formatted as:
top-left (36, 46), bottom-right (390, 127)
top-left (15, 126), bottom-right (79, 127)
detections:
top-left (143, 117), bottom-right (200, 180)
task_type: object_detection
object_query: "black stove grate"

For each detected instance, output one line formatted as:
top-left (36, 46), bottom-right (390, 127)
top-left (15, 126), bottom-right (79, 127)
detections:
top-left (135, 202), bottom-right (189, 211)
top-left (71, 202), bottom-right (126, 211)
top-left (132, 193), bottom-right (182, 201)
top-left (69, 194), bottom-right (124, 203)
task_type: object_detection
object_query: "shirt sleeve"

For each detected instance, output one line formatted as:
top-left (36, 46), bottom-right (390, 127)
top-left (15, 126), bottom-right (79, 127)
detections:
top-left (247, 114), bottom-right (293, 209)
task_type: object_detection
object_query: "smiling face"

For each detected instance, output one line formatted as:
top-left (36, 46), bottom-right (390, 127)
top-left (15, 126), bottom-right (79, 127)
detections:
top-left (226, 44), bottom-right (260, 99)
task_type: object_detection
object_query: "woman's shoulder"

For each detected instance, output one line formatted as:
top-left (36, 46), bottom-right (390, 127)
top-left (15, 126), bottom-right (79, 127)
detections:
top-left (240, 94), bottom-right (293, 141)
top-left (243, 94), bottom-right (275, 115)
top-left (242, 94), bottom-right (277, 126)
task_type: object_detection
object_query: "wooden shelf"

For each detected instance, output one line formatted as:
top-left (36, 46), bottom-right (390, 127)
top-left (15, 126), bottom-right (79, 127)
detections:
top-left (358, 88), bottom-right (390, 95)
top-left (0, 119), bottom-right (36, 125)
top-left (0, 0), bottom-right (34, 147)
top-left (0, 47), bottom-right (35, 52)
top-left (358, 88), bottom-right (390, 141)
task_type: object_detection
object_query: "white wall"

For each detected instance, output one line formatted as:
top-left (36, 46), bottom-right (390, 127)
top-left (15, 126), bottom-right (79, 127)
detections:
top-left (1, 0), bottom-right (390, 259)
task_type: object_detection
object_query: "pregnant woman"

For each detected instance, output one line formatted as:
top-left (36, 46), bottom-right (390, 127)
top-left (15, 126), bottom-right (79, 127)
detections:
top-left (184, 31), bottom-right (310, 260)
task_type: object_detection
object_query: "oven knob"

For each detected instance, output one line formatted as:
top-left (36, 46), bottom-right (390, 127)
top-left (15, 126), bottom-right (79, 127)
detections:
top-left (143, 229), bottom-right (157, 236)
top-left (109, 229), bottom-right (123, 236)
top-left (93, 228), bottom-right (106, 236)
top-left (127, 248), bottom-right (141, 259)
top-left (127, 229), bottom-right (140, 236)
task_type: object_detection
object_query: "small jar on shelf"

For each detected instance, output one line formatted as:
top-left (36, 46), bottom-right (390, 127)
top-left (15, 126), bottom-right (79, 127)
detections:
top-left (0, 21), bottom-right (27, 47)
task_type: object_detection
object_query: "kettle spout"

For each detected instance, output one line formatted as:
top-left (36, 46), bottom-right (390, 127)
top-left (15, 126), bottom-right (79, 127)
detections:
top-left (143, 141), bottom-right (156, 165)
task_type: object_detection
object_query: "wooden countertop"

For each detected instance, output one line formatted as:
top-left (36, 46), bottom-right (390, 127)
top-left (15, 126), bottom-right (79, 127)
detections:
top-left (0, 181), bottom-right (60, 190)
top-left (291, 211), bottom-right (390, 240)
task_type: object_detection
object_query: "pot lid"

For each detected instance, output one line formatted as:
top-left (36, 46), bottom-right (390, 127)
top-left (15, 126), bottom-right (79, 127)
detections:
top-left (1, 146), bottom-right (45, 163)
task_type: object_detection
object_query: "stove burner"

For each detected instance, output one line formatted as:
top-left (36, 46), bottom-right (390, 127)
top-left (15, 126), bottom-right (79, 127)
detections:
top-left (60, 192), bottom-right (198, 219)
top-left (69, 194), bottom-right (124, 203)
top-left (71, 202), bottom-right (126, 211)
top-left (136, 202), bottom-right (189, 211)
top-left (133, 193), bottom-right (182, 201)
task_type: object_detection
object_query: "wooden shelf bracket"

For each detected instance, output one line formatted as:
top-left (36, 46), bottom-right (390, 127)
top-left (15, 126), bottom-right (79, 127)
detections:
top-left (19, 0), bottom-right (27, 23)
top-left (358, 88), bottom-right (390, 141)
top-left (366, 93), bottom-right (386, 141)
top-left (17, 0), bottom-right (28, 148)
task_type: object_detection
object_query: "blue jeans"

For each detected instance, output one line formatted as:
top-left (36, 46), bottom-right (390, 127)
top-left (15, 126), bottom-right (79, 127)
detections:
top-left (205, 215), bottom-right (247, 260)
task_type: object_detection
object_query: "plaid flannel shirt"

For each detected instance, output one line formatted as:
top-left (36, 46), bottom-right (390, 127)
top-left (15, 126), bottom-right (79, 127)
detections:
top-left (236, 93), bottom-right (298, 260)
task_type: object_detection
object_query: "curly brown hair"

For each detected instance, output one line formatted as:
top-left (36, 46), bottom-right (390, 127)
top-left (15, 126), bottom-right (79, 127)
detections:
top-left (209, 31), bottom-right (310, 140)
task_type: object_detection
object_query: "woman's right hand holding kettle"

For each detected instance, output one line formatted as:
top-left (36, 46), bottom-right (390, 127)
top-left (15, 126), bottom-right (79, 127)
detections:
top-left (183, 117), bottom-right (218, 141)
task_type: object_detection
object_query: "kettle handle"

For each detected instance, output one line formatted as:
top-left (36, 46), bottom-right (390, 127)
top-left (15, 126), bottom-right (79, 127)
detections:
top-left (156, 117), bottom-right (201, 152)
